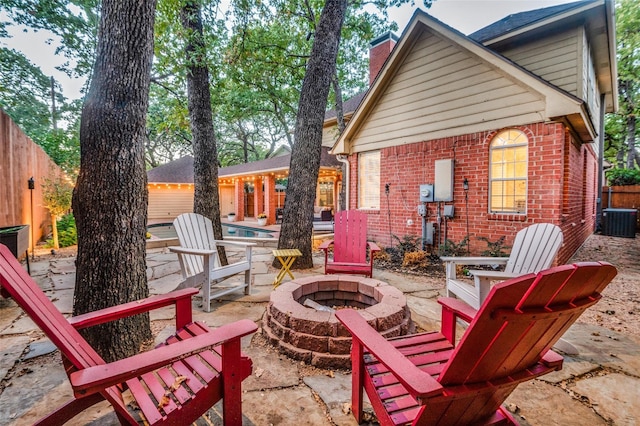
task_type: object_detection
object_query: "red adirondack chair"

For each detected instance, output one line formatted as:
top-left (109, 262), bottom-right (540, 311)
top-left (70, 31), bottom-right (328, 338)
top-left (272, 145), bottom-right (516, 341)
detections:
top-left (0, 243), bottom-right (257, 426)
top-left (336, 262), bottom-right (617, 425)
top-left (319, 210), bottom-right (380, 278)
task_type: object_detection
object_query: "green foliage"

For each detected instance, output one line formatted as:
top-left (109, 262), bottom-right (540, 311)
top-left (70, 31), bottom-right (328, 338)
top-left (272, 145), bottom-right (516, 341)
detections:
top-left (438, 236), bottom-right (469, 257)
top-left (41, 176), bottom-right (74, 217)
top-left (477, 236), bottom-right (510, 257)
top-left (46, 213), bottom-right (77, 248)
top-left (606, 168), bottom-right (640, 186)
top-left (604, 0), bottom-right (640, 168)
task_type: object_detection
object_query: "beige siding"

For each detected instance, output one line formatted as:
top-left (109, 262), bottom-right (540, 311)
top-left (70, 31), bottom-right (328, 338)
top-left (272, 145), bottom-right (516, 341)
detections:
top-left (500, 29), bottom-right (580, 96)
top-left (148, 187), bottom-right (194, 221)
top-left (351, 30), bottom-right (546, 152)
top-left (322, 125), bottom-right (340, 148)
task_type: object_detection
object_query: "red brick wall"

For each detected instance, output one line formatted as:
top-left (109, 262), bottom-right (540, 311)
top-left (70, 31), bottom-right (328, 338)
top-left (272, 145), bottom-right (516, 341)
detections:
top-left (347, 122), bottom-right (598, 265)
top-left (369, 39), bottom-right (396, 86)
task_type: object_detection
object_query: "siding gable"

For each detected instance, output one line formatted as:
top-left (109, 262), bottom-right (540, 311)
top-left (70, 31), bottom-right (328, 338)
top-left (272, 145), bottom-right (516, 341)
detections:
top-left (499, 28), bottom-right (580, 97)
top-left (349, 29), bottom-right (546, 152)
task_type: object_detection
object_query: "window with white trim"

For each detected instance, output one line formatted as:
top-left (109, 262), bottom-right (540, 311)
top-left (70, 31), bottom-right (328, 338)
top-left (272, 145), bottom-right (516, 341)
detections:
top-left (358, 150), bottom-right (380, 209)
top-left (489, 130), bottom-right (528, 214)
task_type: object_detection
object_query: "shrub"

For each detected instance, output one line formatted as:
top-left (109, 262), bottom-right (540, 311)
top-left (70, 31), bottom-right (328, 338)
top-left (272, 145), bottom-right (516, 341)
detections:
top-left (403, 250), bottom-right (427, 266)
top-left (438, 236), bottom-right (469, 257)
top-left (606, 168), bottom-right (640, 186)
top-left (46, 213), bottom-right (77, 248)
top-left (477, 235), bottom-right (510, 257)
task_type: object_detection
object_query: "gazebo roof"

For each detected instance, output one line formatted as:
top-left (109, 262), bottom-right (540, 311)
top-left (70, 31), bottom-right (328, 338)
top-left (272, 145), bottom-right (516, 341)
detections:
top-left (147, 147), bottom-right (342, 184)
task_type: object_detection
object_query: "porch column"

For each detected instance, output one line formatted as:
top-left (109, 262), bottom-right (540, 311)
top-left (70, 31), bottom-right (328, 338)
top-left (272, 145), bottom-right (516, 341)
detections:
top-left (254, 176), bottom-right (264, 219)
top-left (234, 178), bottom-right (245, 221)
top-left (264, 174), bottom-right (276, 225)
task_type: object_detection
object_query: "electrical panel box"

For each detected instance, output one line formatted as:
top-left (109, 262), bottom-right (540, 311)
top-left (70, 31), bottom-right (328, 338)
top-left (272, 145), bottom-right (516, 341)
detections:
top-left (434, 159), bottom-right (454, 202)
top-left (443, 205), bottom-right (455, 218)
top-left (423, 222), bottom-right (434, 245)
top-left (417, 204), bottom-right (427, 216)
top-left (419, 184), bottom-right (434, 202)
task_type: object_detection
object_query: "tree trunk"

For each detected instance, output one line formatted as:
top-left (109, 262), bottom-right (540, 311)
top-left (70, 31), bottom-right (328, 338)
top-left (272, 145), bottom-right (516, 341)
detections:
top-left (626, 113), bottom-right (636, 169)
top-left (276, 0), bottom-right (347, 268)
top-left (332, 72), bottom-right (347, 211)
top-left (180, 1), bottom-right (228, 265)
top-left (51, 213), bottom-right (59, 249)
top-left (72, 0), bottom-right (155, 362)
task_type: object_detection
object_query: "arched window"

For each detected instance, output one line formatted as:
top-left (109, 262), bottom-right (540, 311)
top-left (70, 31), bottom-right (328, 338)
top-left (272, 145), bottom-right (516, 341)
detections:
top-left (489, 130), bottom-right (528, 214)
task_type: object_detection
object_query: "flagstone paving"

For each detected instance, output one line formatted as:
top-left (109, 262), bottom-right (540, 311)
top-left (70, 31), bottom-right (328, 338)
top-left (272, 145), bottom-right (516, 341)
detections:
top-left (0, 234), bottom-right (639, 425)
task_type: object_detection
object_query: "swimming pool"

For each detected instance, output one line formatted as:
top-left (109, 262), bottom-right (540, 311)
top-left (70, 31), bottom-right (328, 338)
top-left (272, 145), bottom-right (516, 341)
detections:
top-left (147, 222), bottom-right (275, 239)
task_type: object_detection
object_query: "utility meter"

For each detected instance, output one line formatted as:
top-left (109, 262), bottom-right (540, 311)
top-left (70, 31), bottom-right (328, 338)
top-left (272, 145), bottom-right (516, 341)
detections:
top-left (420, 184), bottom-right (434, 202)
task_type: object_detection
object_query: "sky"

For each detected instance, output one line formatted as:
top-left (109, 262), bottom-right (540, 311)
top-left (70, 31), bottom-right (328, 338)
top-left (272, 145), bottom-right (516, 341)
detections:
top-left (2, 0), bottom-right (577, 101)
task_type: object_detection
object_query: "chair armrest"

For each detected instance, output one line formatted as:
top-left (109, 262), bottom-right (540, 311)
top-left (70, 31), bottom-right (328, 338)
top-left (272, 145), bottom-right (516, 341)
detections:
top-left (469, 270), bottom-right (521, 281)
top-left (319, 240), bottom-right (334, 251)
top-left (68, 288), bottom-right (199, 331)
top-left (438, 297), bottom-right (477, 344)
top-left (336, 309), bottom-right (443, 400)
top-left (70, 319), bottom-right (258, 397)
top-left (170, 246), bottom-right (217, 256)
top-left (213, 240), bottom-right (256, 248)
top-left (367, 242), bottom-right (381, 252)
top-left (440, 256), bottom-right (509, 266)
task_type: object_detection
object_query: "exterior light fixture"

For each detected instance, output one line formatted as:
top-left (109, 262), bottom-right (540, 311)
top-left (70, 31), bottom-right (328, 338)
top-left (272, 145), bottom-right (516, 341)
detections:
top-left (28, 177), bottom-right (35, 260)
top-left (463, 178), bottom-right (469, 191)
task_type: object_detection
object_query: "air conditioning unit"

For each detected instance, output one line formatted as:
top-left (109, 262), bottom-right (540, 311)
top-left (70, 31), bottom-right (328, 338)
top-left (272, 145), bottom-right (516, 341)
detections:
top-left (602, 209), bottom-right (637, 238)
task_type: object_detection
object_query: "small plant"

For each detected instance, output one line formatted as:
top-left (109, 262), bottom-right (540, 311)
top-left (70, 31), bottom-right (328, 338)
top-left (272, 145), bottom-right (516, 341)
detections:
top-left (257, 212), bottom-right (267, 219)
top-left (392, 234), bottom-right (422, 256)
top-left (438, 236), bottom-right (469, 257)
top-left (477, 235), bottom-right (510, 257)
top-left (403, 250), bottom-right (427, 267)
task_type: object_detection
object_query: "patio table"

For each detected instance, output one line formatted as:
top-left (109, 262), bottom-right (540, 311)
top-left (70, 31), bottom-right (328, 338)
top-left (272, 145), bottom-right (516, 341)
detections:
top-left (272, 249), bottom-right (302, 288)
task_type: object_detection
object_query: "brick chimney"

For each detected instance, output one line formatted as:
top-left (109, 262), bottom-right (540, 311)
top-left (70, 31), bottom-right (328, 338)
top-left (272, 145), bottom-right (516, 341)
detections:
top-left (369, 32), bottom-right (398, 86)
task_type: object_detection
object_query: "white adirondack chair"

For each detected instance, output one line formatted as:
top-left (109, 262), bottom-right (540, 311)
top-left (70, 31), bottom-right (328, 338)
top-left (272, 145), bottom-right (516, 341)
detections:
top-left (169, 213), bottom-right (255, 312)
top-left (441, 223), bottom-right (563, 309)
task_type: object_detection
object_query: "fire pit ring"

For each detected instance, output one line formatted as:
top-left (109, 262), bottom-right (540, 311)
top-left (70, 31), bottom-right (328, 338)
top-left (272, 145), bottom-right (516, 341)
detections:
top-left (262, 275), bottom-right (413, 369)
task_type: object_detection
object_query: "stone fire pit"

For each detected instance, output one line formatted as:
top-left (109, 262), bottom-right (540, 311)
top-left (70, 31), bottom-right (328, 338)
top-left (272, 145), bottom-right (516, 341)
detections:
top-left (262, 275), bottom-right (413, 369)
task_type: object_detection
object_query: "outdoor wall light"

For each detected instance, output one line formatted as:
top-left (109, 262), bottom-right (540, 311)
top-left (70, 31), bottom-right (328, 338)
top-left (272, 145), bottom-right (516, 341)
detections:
top-left (463, 178), bottom-right (469, 191)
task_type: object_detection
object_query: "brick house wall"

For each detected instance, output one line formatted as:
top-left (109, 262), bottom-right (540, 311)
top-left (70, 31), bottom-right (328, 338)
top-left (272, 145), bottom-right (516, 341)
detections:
top-left (347, 122), bottom-right (598, 265)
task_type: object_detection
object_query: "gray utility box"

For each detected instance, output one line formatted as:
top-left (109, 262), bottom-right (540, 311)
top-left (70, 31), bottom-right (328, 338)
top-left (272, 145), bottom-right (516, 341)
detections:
top-left (602, 209), bottom-right (637, 238)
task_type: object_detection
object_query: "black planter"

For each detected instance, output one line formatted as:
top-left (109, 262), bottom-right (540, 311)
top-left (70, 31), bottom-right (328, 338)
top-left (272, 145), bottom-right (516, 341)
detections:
top-left (0, 224), bottom-right (30, 259)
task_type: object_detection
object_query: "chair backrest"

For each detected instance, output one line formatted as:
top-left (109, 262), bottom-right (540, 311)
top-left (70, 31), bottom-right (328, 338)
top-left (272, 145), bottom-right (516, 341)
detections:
top-left (173, 213), bottom-right (221, 277)
top-left (0, 244), bottom-right (105, 371)
top-left (504, 223), bottom-right (563, 274)
top-left (439, 261), bottom-right (617, 385)
top-left (332, 210), bottom-right (368, 264)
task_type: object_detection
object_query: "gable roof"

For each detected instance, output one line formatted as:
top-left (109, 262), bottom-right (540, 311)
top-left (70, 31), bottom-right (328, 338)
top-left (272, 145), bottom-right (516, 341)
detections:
top-left (331, 9), bottom-right (600, 154)
top-left (147, 147), bottom-right (342, 184)
top-left (470, 1), bottom-right (594, 42)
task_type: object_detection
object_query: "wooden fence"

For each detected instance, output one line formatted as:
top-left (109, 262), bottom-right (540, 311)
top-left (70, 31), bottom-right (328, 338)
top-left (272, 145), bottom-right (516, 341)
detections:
top-left (0, 109), bottom-right (65, 254)
top-left (601, 185), bottom-right (640, 230)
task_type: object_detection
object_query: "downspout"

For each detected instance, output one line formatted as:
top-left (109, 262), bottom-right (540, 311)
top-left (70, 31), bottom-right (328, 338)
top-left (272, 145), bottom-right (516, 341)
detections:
top-left (337, 154), bottom-right (350, 210)
top-left (596, 93), bottom-right (606, 232)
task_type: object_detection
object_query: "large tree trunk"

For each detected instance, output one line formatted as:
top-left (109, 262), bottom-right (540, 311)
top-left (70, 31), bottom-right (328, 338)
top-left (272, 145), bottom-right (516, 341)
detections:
top-left (72, 0), bottom-right (156, 362)
top-left (276, 0), bottom-right (347, 268)
top-left (180, 1), bottom-right (227, 265)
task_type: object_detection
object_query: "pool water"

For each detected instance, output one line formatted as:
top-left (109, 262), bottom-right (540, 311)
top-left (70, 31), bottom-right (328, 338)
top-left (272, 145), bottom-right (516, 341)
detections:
top-left (147, 223), bottom-right (275, 239)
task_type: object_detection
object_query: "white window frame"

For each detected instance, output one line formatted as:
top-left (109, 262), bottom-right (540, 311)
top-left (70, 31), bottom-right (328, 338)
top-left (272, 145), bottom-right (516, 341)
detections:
top-left (358, 150), bottom-right (380, 210)
top-left (489, 130), bottom-right (528, 214)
